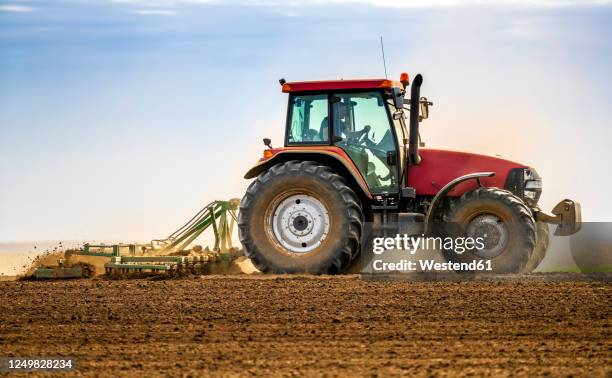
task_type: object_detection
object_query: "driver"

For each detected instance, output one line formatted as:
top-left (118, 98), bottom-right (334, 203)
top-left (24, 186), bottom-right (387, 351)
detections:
top-left (319, 104), bottom-right (371, 142)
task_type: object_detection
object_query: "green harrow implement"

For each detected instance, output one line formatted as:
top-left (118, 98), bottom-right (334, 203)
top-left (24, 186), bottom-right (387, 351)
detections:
top-left (105, 255), bottom-right (209, 275)
top-left (73, 199), bottom-right (241, 275)
top-left (152, 199), bottom-right (239, 255)
top-left (34, 266), bottom-right (92, 279)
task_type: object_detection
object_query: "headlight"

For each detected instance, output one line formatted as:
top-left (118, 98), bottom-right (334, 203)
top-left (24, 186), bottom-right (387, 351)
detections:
top-left (505, 167), bottom-right (542, 206)
top-left (523, 168), bottom-right (542, 205)
top-left (525, 180), bottom-right (542, 190)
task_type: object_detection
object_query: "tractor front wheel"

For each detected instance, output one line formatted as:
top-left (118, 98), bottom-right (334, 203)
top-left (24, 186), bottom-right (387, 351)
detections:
top-left (522, 221), bottom-right (550, 273)
top-left (441, 187), bottom-right (536, 274)
top-left (238, 161), bottom-right (363, 274)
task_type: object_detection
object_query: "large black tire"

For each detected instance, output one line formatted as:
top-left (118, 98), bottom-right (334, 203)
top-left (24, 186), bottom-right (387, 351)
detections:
top-left (522, 221), bottom-right (550, 273)
top-left (441, 187), bottom-right (536, 274)
top-left (238, 160), bottom-right (363, 274)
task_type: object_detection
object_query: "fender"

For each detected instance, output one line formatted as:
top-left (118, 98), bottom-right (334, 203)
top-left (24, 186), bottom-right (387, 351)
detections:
top-left (244, 148), bottom-right (373, 200)
top-left (424, 172), bottom-right (495, 234)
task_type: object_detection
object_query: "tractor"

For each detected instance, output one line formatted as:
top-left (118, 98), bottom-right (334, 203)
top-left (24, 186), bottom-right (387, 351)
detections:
top-left (238, 73), bottom-right (581, 274)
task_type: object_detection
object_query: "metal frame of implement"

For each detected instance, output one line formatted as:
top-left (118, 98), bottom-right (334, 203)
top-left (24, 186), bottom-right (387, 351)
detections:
top-left (76, 199), bottom-right (240, 273)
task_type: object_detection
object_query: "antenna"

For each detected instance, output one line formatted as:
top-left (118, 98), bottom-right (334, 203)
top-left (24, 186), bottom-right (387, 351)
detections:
top-left (380, 36), bottom-right (388, 79)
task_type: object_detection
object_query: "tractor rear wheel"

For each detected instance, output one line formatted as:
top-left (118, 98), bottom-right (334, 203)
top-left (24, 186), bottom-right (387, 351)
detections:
top-left (238, 161), bottom-right (363, 274)
top-left (441, 187), bottom-right (536, 274)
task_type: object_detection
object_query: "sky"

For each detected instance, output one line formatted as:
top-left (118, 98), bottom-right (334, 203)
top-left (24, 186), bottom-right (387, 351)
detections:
top-left (0, 0), bottom-right (611, 243)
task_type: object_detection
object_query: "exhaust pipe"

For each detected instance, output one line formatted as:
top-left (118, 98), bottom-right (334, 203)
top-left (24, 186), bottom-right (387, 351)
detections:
top-left (408, 74), bottom-right (423, 165)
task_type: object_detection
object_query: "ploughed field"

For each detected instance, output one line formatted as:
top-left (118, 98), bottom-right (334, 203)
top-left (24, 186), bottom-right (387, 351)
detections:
top-left (0, 275), bottom-right (610, 377)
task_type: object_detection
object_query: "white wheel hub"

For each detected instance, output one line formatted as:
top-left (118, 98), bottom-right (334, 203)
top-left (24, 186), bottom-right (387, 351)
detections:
top-left (271, 194), bottom-right (330, 254)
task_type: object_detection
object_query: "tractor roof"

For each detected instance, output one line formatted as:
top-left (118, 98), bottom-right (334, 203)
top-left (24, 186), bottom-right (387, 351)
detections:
top-left (281, 78), bottom-right (403, 93)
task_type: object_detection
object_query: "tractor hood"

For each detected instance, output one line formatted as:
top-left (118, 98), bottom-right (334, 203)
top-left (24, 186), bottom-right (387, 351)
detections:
top-left (407, 149), bottom-right (529, 197)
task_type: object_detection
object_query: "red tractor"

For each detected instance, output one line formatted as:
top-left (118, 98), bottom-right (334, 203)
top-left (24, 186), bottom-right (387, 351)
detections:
top-left (238, 73), bottom-right (581, 274)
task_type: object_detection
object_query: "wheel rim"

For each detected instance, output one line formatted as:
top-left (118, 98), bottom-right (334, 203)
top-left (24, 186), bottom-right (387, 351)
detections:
top-left (466, 214), bottom-right (509, 258)
top-left (270, 194), bottom-right (330, 254)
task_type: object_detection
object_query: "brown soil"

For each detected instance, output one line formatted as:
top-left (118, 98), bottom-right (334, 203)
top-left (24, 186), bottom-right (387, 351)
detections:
top-left (0, 275), bottom-right (610, 377)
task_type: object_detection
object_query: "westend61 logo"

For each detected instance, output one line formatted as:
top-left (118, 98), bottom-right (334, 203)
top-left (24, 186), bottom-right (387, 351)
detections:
top-left (369, 234), bottom-right (493, 272)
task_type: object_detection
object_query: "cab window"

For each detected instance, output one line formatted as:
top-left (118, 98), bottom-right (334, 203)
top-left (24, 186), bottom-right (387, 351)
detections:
top-left (287, 94), bottom-right (329, 144)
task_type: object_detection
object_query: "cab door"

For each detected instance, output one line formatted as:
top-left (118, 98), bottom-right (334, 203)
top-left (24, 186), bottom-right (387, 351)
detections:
top-left (330, 91), bottom-right (399, 195)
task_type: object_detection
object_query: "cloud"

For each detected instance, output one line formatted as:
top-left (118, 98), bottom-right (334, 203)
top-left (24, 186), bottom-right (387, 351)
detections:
top-left (0, 4), bottom-right (35, 13)
top-left (257, 0), bottom-right (612, 6)
top-left (132, 9), bottom-right (179, 15)
top-left (108, 0), bottom-right (612, 7)
top-left (110, 0), bottom-right (213, 5)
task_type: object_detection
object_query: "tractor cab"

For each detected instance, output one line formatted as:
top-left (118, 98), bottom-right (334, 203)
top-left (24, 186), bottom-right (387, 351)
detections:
top-left (281, 76), bottom-right (424, 196)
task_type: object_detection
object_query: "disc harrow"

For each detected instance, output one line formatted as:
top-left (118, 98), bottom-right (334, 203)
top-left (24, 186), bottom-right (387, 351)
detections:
top-left (33, 199), bottom-right (240, 278)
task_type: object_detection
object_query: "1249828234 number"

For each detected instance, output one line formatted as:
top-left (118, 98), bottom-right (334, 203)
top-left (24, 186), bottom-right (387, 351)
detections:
top-left (0, 358), bottom-right (75, 371)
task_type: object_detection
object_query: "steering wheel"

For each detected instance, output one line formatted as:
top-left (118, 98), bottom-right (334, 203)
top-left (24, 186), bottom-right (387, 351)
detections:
top-left (344, 125), bottom-right (387, 156)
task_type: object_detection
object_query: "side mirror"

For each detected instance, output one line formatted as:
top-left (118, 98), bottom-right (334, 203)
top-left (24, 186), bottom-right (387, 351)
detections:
top-left (419, 97), bottom-right (433, 121)
top-left (391, 87), bottom-right (404, 109)
top-left (263, 138), bottom-right (273, 149)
